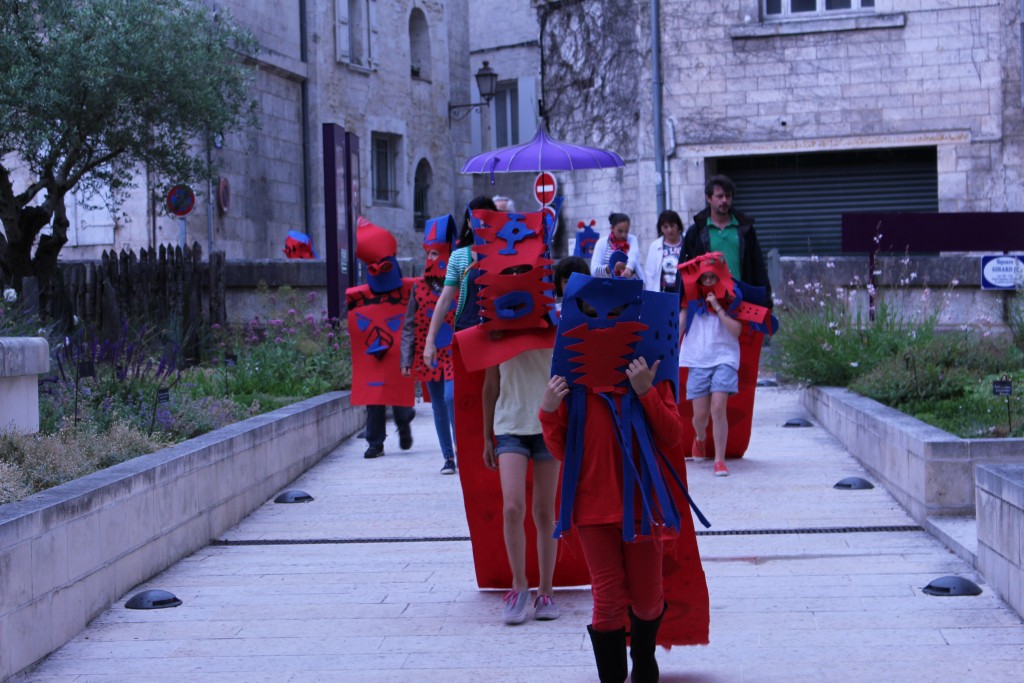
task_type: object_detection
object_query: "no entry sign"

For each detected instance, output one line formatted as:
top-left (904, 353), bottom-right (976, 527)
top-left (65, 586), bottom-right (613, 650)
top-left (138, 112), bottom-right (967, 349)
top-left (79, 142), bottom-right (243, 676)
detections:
top-left (534, 172), bottom-right (557, 206)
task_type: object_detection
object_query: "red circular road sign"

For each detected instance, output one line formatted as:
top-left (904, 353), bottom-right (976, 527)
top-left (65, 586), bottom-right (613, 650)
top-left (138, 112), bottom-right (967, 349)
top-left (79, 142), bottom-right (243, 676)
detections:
top-left (534, 172), bottom-right (557, 206)
top-left (165, 184), bottom-right (196, 217)
top-left (542, 205), bottom-right (557, 227)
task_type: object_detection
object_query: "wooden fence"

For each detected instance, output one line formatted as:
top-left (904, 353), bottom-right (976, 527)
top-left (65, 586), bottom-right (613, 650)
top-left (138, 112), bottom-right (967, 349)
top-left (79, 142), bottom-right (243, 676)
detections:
top-left (43, 243), bottom-right (226, 360)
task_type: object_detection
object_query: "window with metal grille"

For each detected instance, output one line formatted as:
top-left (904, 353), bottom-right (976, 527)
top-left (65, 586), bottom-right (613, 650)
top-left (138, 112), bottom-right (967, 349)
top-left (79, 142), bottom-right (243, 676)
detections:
top-left (372, 133), bottom-right (399, 205)
top-left (764, 0), bottom-right (874, 19)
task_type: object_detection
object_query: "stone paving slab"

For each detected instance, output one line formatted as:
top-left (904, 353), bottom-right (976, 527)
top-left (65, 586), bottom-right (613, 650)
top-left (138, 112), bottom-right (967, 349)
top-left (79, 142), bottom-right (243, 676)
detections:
top-left (18, 387), bottom-right (1024, 682)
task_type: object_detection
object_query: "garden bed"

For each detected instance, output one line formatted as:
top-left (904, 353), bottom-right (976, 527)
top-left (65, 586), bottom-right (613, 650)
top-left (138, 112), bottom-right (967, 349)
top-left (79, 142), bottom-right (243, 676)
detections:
top-left (802, 386), bottom-right (1024, 522)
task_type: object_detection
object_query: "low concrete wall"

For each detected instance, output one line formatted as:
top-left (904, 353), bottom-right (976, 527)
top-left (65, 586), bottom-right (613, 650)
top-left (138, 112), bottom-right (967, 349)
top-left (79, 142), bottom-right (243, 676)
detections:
top-left (0, 337), bottom-right (49, 433)
top-left (0, 392), bottom-right (364, 682)
top-left (976, 464), bottom-right (1024, 619)
top-left (802, 386), bottom-right (1024, 523)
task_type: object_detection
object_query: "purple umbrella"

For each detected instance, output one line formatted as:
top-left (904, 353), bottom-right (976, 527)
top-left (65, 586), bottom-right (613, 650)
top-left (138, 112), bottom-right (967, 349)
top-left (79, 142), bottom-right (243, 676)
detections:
top-left (461, 125), bottom-right (625, 183)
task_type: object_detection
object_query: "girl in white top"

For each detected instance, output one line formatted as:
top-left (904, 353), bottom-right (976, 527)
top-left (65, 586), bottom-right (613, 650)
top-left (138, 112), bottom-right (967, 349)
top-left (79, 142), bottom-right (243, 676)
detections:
top-left (590, 212), bottom-right (642, 280)
top-left (643, 210), bottom-right (685, 293)
top-left (678, 270), bottom-right (742, 476)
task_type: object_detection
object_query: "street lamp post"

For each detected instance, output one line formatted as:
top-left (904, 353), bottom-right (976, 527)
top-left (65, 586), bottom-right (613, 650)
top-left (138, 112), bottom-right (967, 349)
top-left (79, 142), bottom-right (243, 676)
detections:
top-left (448, 61), bottom-right (499, 127)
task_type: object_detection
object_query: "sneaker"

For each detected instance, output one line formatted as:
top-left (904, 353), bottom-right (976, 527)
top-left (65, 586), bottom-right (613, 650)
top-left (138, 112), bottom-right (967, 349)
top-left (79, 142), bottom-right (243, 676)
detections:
top-left (399, 430), bottom-right (413, 450)
top-left (691, 438), bottom-right (707, 461)
top-left (714, 461), bottom-right (730, 477)
top-left (363, 445), bottom-right (385, 459)
top-left (501, 589), bottom-right (529, 625)
top-left (534, 594), bottom-right (560, 621)
top-left (440, 459), bottom-right (456, 475)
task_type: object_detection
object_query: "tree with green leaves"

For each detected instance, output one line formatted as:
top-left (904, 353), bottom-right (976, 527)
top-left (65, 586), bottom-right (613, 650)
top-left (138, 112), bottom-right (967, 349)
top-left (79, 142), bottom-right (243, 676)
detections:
top-left (0, 0), bottom-right (258, 294)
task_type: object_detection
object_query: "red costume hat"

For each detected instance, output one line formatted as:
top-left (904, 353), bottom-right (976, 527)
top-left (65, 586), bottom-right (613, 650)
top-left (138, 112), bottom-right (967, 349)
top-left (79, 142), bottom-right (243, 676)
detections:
top-left (356, 217), bottom-right (403, 293)
top-left (422, 214), bottom-right (455, 280)
top-left (678, 251), bottom-right (734, 306)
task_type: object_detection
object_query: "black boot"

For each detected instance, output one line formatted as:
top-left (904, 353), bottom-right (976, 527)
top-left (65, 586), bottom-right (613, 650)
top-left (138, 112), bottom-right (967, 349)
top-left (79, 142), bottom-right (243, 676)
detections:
top-left (629, 605), bottom-right (666, 683)
top-left (587, 625), bottom-right (628, 683)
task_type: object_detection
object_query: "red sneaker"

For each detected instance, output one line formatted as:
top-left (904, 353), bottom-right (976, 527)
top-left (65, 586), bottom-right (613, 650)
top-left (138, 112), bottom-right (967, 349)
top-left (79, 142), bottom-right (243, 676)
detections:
top-left (714, 461), bottom-right (730, 477)
top-left (691, 438), bottom-right (707, 460)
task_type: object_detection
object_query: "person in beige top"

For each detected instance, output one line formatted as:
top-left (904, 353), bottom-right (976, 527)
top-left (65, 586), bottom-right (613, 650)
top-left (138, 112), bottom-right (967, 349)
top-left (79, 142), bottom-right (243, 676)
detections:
top-left (482, 345), bottom-right (561, 625)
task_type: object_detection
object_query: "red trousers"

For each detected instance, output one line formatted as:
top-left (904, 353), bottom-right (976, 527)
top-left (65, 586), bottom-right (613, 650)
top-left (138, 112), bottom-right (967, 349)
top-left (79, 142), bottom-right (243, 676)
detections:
top-left (577, 524), bottom-right (664, 631)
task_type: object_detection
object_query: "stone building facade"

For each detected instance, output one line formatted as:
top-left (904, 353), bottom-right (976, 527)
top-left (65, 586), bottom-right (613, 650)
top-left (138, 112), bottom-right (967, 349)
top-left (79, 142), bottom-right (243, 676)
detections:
top-left (530, 0), bottom-right (1024, 261)
top-left (59, 0), bottom-right (482, 264)
top-left (55, 1), bottom-right (1024, 269)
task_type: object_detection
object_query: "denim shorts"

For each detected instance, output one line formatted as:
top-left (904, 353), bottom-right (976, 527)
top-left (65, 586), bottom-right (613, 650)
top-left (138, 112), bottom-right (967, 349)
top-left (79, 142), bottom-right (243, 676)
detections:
top-left (495, 433), bottom-right (553, 461)
top-left (686, 364), bottom-right (739, 400)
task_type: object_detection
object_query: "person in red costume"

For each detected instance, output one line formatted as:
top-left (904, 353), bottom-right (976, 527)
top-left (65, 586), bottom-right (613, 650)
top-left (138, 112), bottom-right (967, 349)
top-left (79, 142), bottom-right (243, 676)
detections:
top-left (346, 217), bottom-right (415, 459)
top-left (540, 272), bottom-right (710, 683)
top-left (676, 252), bottom-right (778, 468)
top-left (401, 214), bottom-right (457, 474)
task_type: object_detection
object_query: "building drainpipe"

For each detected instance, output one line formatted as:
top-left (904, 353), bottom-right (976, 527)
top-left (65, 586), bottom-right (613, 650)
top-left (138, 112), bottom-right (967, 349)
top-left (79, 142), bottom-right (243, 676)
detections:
top-left (651, 0), bottom-right (666, 216)
top-left (299, 0), bottom-right (313, 239)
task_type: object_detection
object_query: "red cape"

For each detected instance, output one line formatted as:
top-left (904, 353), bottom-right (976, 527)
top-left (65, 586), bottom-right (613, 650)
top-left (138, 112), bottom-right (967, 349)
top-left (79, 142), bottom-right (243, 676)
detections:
top-left (451, 333), bottom-right (591, 589)
top-left (678, 329), bottom-right (764, 457)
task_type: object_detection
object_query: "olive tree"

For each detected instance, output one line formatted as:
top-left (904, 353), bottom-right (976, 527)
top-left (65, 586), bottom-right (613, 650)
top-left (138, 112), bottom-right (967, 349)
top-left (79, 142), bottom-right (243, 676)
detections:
top-left (0, 0), bottom-right (258, 292)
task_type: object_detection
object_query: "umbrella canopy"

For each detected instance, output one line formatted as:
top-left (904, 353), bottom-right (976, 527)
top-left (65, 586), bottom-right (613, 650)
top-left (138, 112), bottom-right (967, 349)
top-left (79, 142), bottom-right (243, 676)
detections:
top-left (461, 125), bottom-right (624, 181)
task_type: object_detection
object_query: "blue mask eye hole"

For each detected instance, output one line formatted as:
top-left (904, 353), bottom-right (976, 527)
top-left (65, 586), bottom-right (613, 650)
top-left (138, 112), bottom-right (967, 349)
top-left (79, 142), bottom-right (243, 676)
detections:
top-left (576, 298), bottom-right (598, 318)
top-left (606, 304), bottom-right (629, 319)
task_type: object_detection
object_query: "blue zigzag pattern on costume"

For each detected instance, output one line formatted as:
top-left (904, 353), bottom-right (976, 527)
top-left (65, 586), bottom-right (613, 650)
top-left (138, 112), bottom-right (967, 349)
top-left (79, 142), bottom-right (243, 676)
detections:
top-left (553, 385), bottom-right (587, 539)
top-left (552, 273), bottom-right (710, 540)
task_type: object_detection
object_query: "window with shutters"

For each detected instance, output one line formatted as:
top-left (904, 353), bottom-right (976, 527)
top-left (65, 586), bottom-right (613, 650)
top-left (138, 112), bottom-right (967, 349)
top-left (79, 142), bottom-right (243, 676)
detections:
top-left (493, 81), bottom-right (520, 148)
top-left (336, 0), bottom-right (375, 68)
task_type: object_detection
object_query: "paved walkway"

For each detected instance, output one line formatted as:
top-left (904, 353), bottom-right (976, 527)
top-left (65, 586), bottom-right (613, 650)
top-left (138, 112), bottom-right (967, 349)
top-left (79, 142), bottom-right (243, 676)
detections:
top-left (21, 387), bottom-right (1024, 682)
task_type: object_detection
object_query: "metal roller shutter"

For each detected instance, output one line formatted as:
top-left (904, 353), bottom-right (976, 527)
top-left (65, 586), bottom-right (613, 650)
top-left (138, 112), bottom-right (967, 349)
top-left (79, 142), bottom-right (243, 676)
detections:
top-left (716, 147), bottom-right (938, 256)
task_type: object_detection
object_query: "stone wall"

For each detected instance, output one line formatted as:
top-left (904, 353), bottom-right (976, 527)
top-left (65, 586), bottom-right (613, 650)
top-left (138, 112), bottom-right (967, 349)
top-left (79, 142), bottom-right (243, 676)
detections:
top-left (976, 464), bottom-right (1024, 619)
top-left (802, 386), bottom-right (1024, 523)
top-left (532, 1), bottom-right (1024, 262)
top-left (0, 392), bottom-right (364, 682)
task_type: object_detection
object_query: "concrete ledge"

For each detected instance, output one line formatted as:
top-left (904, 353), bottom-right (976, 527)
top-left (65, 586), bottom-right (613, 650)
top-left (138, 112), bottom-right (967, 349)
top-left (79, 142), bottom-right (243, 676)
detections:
top-left (976, 464), bottom-right (1024, 619)
top-left (0, 337), bottom-right (49, 377)
top-left (802, 386), bottom-right (1024, 523)
top-left (0, 391), bottom-right (364, 682)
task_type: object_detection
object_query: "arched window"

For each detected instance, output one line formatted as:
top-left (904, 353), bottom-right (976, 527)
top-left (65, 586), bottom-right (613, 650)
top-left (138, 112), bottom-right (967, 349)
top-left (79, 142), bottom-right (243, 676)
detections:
top-left (408, 8), bottom-right (430, 80)
top-left (414, 159), bottom-right (432, 231)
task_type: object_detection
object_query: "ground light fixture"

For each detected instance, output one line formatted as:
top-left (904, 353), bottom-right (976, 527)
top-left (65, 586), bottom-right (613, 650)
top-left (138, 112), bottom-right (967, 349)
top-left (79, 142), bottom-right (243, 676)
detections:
top-left (922, 576), bottom-right (983, 596)
top-left (834, 477), bottom-right (875, 490)
top-left (274, 489), bottom-right (314, 503)
top-left (125, 589), bottom-right (182, 610)
top-left (783, 417), bottom-right (813, 427)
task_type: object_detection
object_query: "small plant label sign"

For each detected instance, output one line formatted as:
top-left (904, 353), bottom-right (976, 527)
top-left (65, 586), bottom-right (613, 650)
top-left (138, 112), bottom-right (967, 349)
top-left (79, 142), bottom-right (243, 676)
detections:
top-left (992, 378), bottom-right (1013, 396)
top-left (157, 387), bottom-right (170, 404)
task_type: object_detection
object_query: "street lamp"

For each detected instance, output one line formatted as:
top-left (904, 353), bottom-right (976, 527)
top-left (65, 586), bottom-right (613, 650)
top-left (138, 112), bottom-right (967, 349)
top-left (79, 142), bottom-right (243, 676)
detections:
top-left (448, 61), bottom-right (498, 125)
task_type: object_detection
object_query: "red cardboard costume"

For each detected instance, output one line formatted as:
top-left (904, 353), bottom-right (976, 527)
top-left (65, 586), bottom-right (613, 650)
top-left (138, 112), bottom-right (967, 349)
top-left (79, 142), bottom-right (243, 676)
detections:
top-left (409, 215), bottom-right (456, 390)
top-left (677, 253), bottom-right (777, 458)
top-left (452, 207), bottom-right (590, 589)
top-left (346, 217), bottom-right (415, 407)
top-left (542, 273), bottom-right (710, 648)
